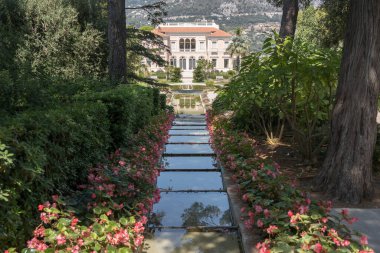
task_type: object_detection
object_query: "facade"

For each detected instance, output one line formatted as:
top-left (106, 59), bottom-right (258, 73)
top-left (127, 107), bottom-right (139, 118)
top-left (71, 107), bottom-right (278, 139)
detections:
top-left (147, 21), bottom-right (234, 81)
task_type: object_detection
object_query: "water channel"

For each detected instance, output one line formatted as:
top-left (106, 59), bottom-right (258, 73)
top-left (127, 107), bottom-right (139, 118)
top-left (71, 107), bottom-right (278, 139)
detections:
top-left (143, 91), bottom-right (242, 253)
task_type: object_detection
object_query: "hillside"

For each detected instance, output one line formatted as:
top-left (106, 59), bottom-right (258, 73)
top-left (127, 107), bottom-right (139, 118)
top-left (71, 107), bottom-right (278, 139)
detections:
top-left (126, 0), bottom-right (281, 51)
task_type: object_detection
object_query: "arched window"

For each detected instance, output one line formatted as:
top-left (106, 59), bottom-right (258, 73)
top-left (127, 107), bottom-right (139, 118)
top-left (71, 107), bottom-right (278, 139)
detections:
top-left (179, 56), bottom-right (186, 70)
top-left (185, 39), bottom-right (191, 51)
top-left (191, 39), bottom-right (196, 51)
top-left (189, 56), bottom-right (196, 70)
top-left (179, 39), bottom-right (185, 52)
top-left (170, 57), bottom-right (177, 67)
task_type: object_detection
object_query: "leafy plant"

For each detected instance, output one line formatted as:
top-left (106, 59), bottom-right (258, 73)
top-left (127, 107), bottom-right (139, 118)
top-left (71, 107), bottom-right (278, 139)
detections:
top-left (215, 33), bottom-right (341, 161)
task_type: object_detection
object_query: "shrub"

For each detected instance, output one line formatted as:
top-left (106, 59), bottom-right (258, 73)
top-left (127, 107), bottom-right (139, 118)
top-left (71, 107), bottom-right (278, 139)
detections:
top-left (215, 33), bottom-right (341, 161)
top-left (0, 102), bottom-right (111, 248)
top-left (208, 114), bottom-right (375, 253)
top-left (7, 112), bottom-right (174, 252)
top-left (82, 85), bottom-right (161, 148)
top-left (169, 67), bottom-right (182, 83)
top-left (205, 80), bottom-right (215, 86)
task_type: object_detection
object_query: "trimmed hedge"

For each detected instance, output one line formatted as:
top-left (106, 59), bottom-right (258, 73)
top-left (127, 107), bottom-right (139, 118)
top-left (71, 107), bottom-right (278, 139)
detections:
top-left (82, 86), bottom-right (159, 148)
top-left (0, 102), bottom-right (111, 247)
top-left (0, 85), bottom-right (167, 249)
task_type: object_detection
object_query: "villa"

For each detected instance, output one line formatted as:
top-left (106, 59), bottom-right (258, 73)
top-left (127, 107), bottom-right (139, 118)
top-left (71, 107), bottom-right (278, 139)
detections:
top-left (147, 21), bottom-right (235, 81)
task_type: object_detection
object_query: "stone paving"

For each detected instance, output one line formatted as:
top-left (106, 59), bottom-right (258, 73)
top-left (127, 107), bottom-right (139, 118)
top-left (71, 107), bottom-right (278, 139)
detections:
top-left (143, 114), bottom-right (242, 253)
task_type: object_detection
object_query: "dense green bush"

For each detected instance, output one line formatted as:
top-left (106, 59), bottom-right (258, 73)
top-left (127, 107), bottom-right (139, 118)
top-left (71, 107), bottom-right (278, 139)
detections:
top-left (0, 102), bottom-right (111, 248)
top-left (82, 85), bottom-right (160, 148)
top-left (214, 33), bottom-right (341, 161)
top-left (0, 84), bottom-right (167, 249)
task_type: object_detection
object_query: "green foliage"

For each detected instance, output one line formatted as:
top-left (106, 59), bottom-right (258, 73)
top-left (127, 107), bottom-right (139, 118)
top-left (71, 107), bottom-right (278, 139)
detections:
top-left (211, 116), bottom-right (374, 253)
top-left (320, 0), bottom-right (349, 47)
top-left (17, 0), bottom-right (105, 79)
top-left (82, 85), bottom-right (163, 148)
top-left (214, 33), bottom-right (341, 160)
top-left (169, 67), bottom-right (182, 83)
top-left (193, 59), bottom-right (214, 83)
top-left (0, 0), bottom-right (26, 72)
top-left (0, 102), bottom-right (111, 248)
top-left (296, 6), bottom-right (328, 48)
top-left (0, 82), bottom-right (167, 249)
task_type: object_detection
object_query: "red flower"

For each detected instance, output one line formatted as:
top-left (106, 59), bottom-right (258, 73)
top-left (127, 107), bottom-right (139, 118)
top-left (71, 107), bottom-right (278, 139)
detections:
top-left (360, 235), bottom-right (368, 245)
top-left (91, 193), bottom-right (96, 199)
top-left (313, 243), bottom-right (323, 253)
top-left (288, 210), bottom-right (294, 217)
top-left (38, 204), bottom-right (44, 211)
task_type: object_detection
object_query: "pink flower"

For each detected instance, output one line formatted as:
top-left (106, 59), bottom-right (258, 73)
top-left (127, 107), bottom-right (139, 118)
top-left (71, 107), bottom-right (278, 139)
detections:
top-left (347, 217), bottom-right (359, 224)
top-left (321, 217), bottom-right (328, 223)
top-left (135, 234), bottom-right (144, 247)
top-left (119, 160), bottom-right (126, 166)
top-left (288, 210), bottom-right (294, 217)
top-left (341, 240), bottom-right (350, 247)
top-left (264, 209), bottom-right (270, 218)
top-left (341, 209), bottom-right (349, 216)
top-left (257, 219), bottom-right (264, 228)
top-left (242, 193), bottom-right (249, 202)
top-left (91, 193), bottom-right (96, 199)
top-left (266, 225), bottom-right (278, 235)
top-left (313, 243), bottom-right (323, 253)
top-left (255, 205), bottom-right (263, 213)
top-left (71, 218), bottom-right (79, 227)
top-left (56, 234), bottom-right (66, 245)
top-left (38, 204), bottom-right (44, 211)
top-left (360, 235), bottom-right (368, 245)
top-left (106, 210), bottom-right (113, 216)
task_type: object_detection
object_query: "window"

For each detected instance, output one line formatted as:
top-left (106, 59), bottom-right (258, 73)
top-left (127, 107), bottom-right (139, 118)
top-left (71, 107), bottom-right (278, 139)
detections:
top-left (171, 41), bottom-right (176, 51)
top-left (189, 56), bottom-right (196, 70)
top-left (185, 39), bottom-right (191, 51)
top-left (180, 39), bottom-right (185, 52)
top-left (199, 56), bottom-right (205, 61)
top-left (200, 41), bottom-right (205, 50)
top-left (211, 52), bottom-right (218, 55)
top-left (212, 59), bottom-right (217, 67)
top-left (179, 57), bottom-right (186, 70)
top-left (191, 39), bottom-right (196, 51)
top-left (212, 41), bottom-right (217, 49)
top-left (225, 41), bottom-right (230, 48)
top-left (170, 57), bottom-right (177, 67)
top-left (224, 59), bottom-right (229, 68)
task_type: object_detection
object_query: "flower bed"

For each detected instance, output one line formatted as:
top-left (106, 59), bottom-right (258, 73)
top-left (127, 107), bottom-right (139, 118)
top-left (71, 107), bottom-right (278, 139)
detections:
top-left (6, 111), bottom-right (174, 253)
top-left (207, 112), bottom-right (374, 253)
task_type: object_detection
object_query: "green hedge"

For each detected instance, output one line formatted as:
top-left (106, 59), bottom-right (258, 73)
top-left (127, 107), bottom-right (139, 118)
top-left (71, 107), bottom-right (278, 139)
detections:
top-left (0, 85), bottom-right (167, 249)
top-left (0, 102), bottom-right (111, 247)
top-left (82, 86), bottom-right (160, 148)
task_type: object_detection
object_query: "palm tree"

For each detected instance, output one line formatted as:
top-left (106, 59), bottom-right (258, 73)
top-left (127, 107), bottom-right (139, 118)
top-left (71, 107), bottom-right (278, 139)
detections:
top-left (227, 28), bottom-right (251, 70)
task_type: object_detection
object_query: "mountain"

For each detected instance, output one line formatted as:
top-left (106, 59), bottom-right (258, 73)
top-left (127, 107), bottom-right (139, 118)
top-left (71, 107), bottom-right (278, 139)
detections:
top-left (126, 0), bottom-right (281, 51)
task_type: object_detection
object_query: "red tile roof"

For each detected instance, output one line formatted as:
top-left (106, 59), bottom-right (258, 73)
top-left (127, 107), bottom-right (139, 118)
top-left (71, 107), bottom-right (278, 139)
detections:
top-left (152, 27), bottom-right (232, 37)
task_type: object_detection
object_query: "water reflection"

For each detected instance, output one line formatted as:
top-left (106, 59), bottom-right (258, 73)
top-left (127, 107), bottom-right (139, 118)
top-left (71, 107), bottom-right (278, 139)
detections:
top-left (168, 135), bottom-right (210, 143)
top-left (162, 156), bottom-right (217, 170)
top-left (153, 192), bottom-right (232, 227)
top-left (169, 130), bottom-right (209, 135)
top-left (171, 94), bottom-right (205, 115)
top-left (165, 144), bottom-right (213, 154)
top-left (181, 202), bottom-right (221, 227)
top-left (158, 172), bottom-right (223, 190)
top-left (143, 229), bottom-right (241, 253)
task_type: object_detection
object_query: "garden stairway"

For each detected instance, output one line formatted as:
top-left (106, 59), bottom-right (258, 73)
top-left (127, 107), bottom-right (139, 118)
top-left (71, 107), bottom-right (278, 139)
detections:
top-left (143, 114), bottom-right (242, 253)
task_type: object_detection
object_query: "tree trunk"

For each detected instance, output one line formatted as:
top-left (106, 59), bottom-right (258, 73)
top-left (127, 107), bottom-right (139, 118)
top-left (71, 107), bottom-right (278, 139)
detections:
top-left (108, 0), bottom-right (126, 84)
top-left (314, 0), bottom-right (380, 204)
top-left (279, 0), bottom-right (299, 38)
